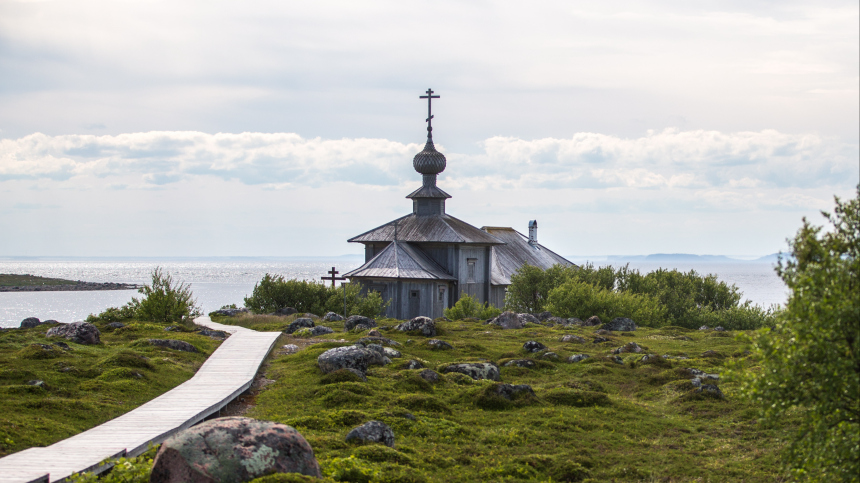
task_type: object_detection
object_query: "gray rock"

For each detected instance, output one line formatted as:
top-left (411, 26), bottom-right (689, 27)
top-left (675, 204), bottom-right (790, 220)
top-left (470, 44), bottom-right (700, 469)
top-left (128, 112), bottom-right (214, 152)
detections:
top-left (503, 359), bottom-right (536, 368)
top-left (282, 344), bottom-right (300, 354)
top-left (593, 336), bottom-right (610, 343)
top-left (402, 359), bottom-right (425, 370)
top-left (613, 342), bottom-right (644, 354)
top-left (518, 313), bottom-right (540, 324)
top-left (345, 420), bottom-right (395, 448)
top-left (383, 347), bottom-right (401, 358)
top-left (523, 340), bottom-right (547, 353)
top-left (714, 326), bottom-right (726, 331)
top-left (534, 311), bottom-right (553, 321)
top-left (427, 339), bottom-right (453, 350)
top-left (344, 315), bottom-right (377, 331)
top-left (487, 311), bottom-right (525, 330)
top-left (567, 354), bottom-right (590, 363)
top-left (698, 325), bottom-right (710, 331)
top-left (640, 354), bottom-right (661, 363)
top-left (442, 362), bottom-right (500, 381)
top-left (418, 369), bottom-right (440, 383)
top-left (52, 341), bottom-right (71, 351)
top-left (541, 352), bottom-right (560, 360)
top-left (26, 380), bottom-right (46, 387)
top-left (148, 339), bottom-right (199, 353)
top-left (197, 329), bottom-right (228, 338)
top-left (357, 336), bottom-right (401, 347)
top-left (211, 308), bottom-right (249, 317)
top-left (491, 383), bottom-right (535, 400)
top-left (107, 322), bottom-right (126, 329)
top-left (323, 312), bottom-right (345, 322)
top-left (395, 316), bottom-right (437, 337)
top-left (697, 384), bottom-right (724, 398)
top-left (285, 317), bottom-right (315, 334)
top-left (150, 416), bottom-right (321, 481)
top-left (274, 307), bottom-right (298, 316)
top-left (561, 334), bottom-right (587, 343)
top-left (20, 317), bottom-right (42, 328)
top-left (609, 355), bottom-right (624, 364)
top-left (601, 317), bottom-right (637, 332)
top-left (545, 317), bottom-right (568, 326)
top-left (309, 326), bottom-right (334, 336)
top-left (367, 329), bottom-right (382, 337)
top-left (567, 317), bottom-right (584, 326)
top-left (318, 345), bottom-right (385, 374)
top-left (584, 315), bottom-right (602, 326)
top-left (46, 321), bottom-right (101, 345)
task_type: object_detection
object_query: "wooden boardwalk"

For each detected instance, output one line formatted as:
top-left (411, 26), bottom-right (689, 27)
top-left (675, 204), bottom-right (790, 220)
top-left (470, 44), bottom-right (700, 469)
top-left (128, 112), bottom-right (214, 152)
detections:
top-left (0, 317), bottom-right (281, 483)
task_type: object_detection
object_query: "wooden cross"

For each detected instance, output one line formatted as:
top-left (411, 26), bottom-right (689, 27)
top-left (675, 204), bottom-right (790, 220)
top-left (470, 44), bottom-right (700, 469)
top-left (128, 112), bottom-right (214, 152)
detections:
top-left (321, 266), bottom-right (346, 287)
top-left (419, 88), bottom-right (440, 133)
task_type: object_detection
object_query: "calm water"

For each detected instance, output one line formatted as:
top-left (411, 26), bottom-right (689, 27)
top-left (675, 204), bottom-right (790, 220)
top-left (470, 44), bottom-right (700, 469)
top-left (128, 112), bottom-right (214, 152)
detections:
top-left (0, 259), bottom-right (786, 328)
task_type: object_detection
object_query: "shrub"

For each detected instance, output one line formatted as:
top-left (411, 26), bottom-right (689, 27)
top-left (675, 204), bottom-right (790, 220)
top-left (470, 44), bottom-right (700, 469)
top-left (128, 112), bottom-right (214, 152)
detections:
top-left (244, 275), bottom-right (387, 318)
top-left (444, 293), bottom-right (501, 320)
top-left (133, 267), bottom-right (201, 324)
top-left (545, 279), bottom-right (667, 327)
top-left (87, 302), bottom-right (137, 323)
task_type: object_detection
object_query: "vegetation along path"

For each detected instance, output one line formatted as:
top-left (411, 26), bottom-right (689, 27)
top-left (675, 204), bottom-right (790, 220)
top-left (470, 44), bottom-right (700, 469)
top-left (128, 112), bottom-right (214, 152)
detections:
top-left (0, 317), bottom-right (281, 483)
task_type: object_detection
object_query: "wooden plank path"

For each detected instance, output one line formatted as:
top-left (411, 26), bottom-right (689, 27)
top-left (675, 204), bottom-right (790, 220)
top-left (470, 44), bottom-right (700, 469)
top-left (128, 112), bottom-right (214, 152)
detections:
top-left (0, 317), bottom-right (281, 483)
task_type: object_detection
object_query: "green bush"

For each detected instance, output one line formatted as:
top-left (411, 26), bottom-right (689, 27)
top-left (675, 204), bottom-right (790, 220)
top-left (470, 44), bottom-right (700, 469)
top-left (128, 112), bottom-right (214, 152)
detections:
top-left (545, 279), bottom-right (667, 327)
top-left (87, 302), bottom-right (137, 323)
top-left (444, 293), bottom-right (501, 320)
top-left (132, 267), bottom-right (201, 324)
top-left (244, 275), bottom-right (387, 318)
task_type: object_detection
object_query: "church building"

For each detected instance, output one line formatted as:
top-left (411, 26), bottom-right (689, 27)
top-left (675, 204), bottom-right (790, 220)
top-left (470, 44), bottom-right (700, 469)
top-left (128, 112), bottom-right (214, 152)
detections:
top-left (344, 90), bottom-right (574, 319)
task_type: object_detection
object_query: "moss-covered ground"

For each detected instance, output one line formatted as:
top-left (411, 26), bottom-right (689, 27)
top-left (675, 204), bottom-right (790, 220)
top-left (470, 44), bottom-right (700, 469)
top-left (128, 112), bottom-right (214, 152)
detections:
top-left (0, 320), bottom-right (223, 456)
top-left (207, 314), bottom-right (795, 483)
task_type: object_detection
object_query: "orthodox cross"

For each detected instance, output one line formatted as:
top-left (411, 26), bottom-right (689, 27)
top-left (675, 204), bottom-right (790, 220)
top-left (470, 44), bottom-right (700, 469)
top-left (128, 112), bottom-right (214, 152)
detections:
top-left (321, 266), bottom-right (346, 287)
top-left (419, 88), bottom-right (440, 135)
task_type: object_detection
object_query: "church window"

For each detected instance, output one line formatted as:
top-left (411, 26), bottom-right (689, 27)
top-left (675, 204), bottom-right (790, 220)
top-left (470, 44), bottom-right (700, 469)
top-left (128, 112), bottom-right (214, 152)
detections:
top-left (467, 258), bottom-right (477, 282)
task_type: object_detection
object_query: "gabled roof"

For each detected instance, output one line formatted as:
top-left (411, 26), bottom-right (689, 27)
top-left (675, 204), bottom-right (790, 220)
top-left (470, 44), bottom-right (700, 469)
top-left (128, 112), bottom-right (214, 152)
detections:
top-left (483, 227), bottom-right (576, 286)
top-left (348, 214), bottom-right (504, 245)
top-left (344, 241), bottom-right (456, 280)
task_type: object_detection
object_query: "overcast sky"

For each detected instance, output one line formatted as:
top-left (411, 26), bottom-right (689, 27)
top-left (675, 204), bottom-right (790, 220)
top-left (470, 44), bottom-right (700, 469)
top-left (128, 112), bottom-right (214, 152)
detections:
top-left (1, 0), bottom-right (857, 257)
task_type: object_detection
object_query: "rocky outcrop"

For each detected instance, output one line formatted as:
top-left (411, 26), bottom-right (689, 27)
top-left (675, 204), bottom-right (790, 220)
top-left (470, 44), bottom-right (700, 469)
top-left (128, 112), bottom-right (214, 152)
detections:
top-left (523, 341), bottom-right (547, 353)
top-left (20, 317), bottom-right (42, 328)
top-left (148, 339), bottom-right (199, 353)
top-left (345, 420), bottom-right (395, 448)
top-left (442, 362), bottom-right (500, 381)
top-left (150, 416), bottom-right (321, 482)
top-left (487, 311), bottom-right (525, 330)
top-left (395, 316), bottom-right (437, 337)
top-left (317, 345), bottom-right (386, 374)
top-left (323, 312), bottom-right (344, 322)
top-left (285, 317), bottom-right (315, 334)
top-left (344, 315), bottom-right (377, 331)
top-left (490, 383), bottom-right (535, 400)
top-left (46, 321), bottom-right (101, 345)
top-left (601, 317), bottom-right (637, 332)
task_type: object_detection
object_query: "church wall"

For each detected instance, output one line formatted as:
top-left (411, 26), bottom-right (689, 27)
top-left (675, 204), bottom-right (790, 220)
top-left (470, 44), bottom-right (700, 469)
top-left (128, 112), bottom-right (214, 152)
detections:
top-left (353, 278), bottom-right (450, 320)
top-left (490, 284), bottom-right (507, 309)
top-left (457, 246), bottom-right (489, 304)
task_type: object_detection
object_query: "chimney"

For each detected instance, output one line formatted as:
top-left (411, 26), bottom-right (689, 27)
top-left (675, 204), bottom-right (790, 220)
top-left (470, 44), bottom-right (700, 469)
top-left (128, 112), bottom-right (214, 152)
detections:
top-left (528, 220), bottom-right (538, 245)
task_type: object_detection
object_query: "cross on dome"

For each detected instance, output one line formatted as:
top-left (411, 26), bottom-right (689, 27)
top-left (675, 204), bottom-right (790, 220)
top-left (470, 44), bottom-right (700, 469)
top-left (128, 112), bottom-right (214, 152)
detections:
top-left (419, 88), bottom-right (440, 138)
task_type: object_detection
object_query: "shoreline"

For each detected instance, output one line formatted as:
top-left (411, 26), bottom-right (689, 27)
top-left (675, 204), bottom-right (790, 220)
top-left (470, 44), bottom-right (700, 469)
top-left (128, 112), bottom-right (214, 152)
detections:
top-left (0, 281), bottom-right (141, 292)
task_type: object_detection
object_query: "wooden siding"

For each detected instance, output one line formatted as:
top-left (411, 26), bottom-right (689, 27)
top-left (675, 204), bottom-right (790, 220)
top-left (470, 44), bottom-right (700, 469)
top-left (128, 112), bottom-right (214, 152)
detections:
top-left (357, 279), bottom-right (451, 319)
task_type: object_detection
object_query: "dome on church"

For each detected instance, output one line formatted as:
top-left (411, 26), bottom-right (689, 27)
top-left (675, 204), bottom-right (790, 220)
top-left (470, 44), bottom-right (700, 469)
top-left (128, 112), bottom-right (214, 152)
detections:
top-left (413, 138), bottom-right (447, 175)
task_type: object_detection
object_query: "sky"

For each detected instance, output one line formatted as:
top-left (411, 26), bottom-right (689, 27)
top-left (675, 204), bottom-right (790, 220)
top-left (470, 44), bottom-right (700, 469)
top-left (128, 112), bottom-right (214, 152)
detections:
top-left (0, 0), bottom-right (857, 258)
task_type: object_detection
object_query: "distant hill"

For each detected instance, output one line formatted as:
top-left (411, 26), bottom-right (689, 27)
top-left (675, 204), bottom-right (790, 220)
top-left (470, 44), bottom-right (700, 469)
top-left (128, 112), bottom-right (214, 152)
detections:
top-left (565, 253), bottom-right (782, 264)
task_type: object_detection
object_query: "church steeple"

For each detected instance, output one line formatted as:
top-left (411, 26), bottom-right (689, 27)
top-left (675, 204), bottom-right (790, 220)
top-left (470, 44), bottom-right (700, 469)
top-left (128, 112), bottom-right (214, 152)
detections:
top-left (407, 88), bottom-right (451, 216)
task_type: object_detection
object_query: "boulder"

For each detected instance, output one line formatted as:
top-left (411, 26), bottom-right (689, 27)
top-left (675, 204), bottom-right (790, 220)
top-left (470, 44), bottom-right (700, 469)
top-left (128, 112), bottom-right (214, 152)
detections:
top-left (418, 369), bottom-right (441, 383)
top-left (197, 329), bottom-right (228, 338)
top-left (714, 326), bottom-right (726, 332)
top-left (541, 352), bottom-right (560, 360)
top-left (583, 316), bottom-right (602, 326)
top-left (534, 311), bottom-right (553, 322)
top-left (150, 416), bottom-right (321, 482)
top-left (601, 317), bottom-right (637, 332)
top-left (317, 345), bottom-right (384, 374)
top-left (612, 342), bottom-right (644, 354)
top-left (383, 347), bottom-right (401, 358)
top-left (344, 315), bottom-right (377, 331)
top-left (345, 420), bottom-right (395, 448)
top-left (567, 354), bottom-right (590, 363)
top-left (274, 307), bottom-right (298, 316)
top-left (285, 317), bottom-right (315, 334)
top-left (427, 339), bottom-right (453, 350)
top-left (518, 313), bottom-right (540, 324)
top-left (367, 329), bottom-right (382, 337)
top-left (53, 341), bottom-right (71, 351)
top-left (698, 325), bottom-right (710, 331)
top-left (148, 339), bottom-right (199, 353)
top-left (567, 317), bottom-right (584, 326)
top-left (491, 384), bottom-right (535, 400)
top-left (46, 321), bottom-right (101, 345)
top-left (308, 326), bottom-right (334, 336)
top-left (323, 312), bottom-right (344, 322)
top-left (20, 317), bottom-right (42, 328)
top-left (282, 344), bottom-right (300, 354)
top-left (503, 359), bottom-right (536, 368)
top-left (487, 311), bottom-right (525, 330)
top-left (357, 336), bottom-right (401, 347)
top-left (442, 362), bottom-right (500, 381)
top-left (561, 335), bottom-right (587, 343)
top-left (545, 317), bottom-right (568, 326)
top-left (395, 316), bottom-right (437, 337)
top-left (402, 359), bottom-right (425, 370)
top-left (107, 322), bottom-right (126, 329)
top-left (523, 341), bottom-right (547, 353)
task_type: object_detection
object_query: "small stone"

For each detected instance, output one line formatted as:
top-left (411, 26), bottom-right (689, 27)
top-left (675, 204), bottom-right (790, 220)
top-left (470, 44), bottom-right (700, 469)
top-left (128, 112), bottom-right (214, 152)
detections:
top-left (282, 344), bottom-right (300, 353)
top-left (418, 369), bottom-right (440, 383)
top-left (148, 339), bottom-right (198, 353)
top-left (503, 359), bottom-right (536, 368)
top-left (52, 341), bottom-right (71, 351)
top-left (344, 315), bottom-right (377, 331)
top-left (383, 347), bottom-right (401, 358)
top-left (26, 380), bottom-right (46, 387)
top-left (541, 352), bottom-right (560, 360)
top-left (610, 355), bottom-right (624, 364)
top-left (197, 329), bottom-right (228, 338)
top-left (593, 336), bottom-right (610, 343)
top-left (323, 312), bottom-right (345, 322)
top-left (698, 325), bottom-right (710, 331)
top-left (613, 342), bottom-right (644, 354)
top-left (107, 322), bottom-right (126, 329)
top-left (601, 317), bottom-right (637, 332)
top-left (345, 420), bottom-right (395, 448)
top-left (402, 359), bottom-right (424, 370)
top-left (640, 354), bottom-right (660, 363)
top-left (427, 339), bottom-right (453, 350)
top-left (701, 350), bottom-right (722, 358)
top-left (567, 317), bottom-right (584, 326)
top-left (594, 329), bottom-right (613, 336)
top-left (442, 362), bottom-right (500, 381)
top-left (522, 341), bottom-right (547, 353)
top-left (561, 334), bottom-right (587, 343)
top-left (491, 383), bottom-right (535, 400)
top-left (697, 384), bottom-right (724, 398)
top-left (367, 329), bottom-right (382, 337)
top-left (584, 316), bottom-right (602, 326)
top-left (567, 354), bottom-right (590, 363)
top-left (714, 326), bottom-right (726, 331)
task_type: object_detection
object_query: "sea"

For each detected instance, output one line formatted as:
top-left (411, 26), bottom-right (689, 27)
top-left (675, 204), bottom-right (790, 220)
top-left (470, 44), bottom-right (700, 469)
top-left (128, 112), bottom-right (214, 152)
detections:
top-left (0, 257), bottom-right (788, 328)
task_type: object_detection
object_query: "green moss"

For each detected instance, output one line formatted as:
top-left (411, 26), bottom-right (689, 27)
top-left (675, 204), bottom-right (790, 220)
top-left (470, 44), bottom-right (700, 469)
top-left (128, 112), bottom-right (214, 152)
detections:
top-left (351, 445), bottom-right (413, 465)
top-left (320, 369), bottom-right (366, 385)
top-left (17, 344), bottom-right (62, 360)
top-left (395, 395), bottom-right (451, 414)
top-left (543, 388), bottom-right (611, 407)
top-left (98, 351), bottom-right (155, 370)
top-left (249, 474), bottom-right (319, 483)
top-left (392, 372), bottom-right (433, 393)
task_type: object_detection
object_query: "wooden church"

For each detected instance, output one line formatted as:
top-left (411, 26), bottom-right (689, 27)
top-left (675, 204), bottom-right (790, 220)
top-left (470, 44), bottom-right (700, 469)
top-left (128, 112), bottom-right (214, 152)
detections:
top-left (344, 90), bottom-right (574, 319)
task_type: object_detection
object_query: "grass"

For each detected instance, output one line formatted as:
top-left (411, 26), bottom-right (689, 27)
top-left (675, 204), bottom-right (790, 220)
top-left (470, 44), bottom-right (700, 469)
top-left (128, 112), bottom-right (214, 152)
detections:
top-left (0, 319), bottom-right (223, 456)
top-left (0, 273), bottom-right (79, 287)
top-left (207, 315), bottom-right (796, 482)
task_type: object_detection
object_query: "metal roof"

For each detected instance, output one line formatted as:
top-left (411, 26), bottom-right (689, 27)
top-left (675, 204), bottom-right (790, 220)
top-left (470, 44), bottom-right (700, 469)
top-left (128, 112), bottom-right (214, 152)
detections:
top-left (344, 241), bottom-right (456, 280)
top-left (348, 214), bottom-right (504, 245)
top-left (483, 227), bottom-right (576, 286)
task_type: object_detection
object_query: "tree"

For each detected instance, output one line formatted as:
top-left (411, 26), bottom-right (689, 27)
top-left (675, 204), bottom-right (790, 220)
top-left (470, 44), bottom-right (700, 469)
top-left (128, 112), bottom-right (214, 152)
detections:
top-left (737, 188), bottom-right (859, 481)
top-left (134, 267), bottom-right (202, 324)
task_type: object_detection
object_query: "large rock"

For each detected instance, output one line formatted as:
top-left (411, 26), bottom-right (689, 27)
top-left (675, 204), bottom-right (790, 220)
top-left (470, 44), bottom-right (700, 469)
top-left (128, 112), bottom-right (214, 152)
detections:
top-left (534, 311), bottom-right (553, 322)
top-left (442, 362), bottom-right (500, 381)
top-left (523, 341), bottom-right (547, 353)
top-left (601, 317), bottom-right (637, 332)
top-left (583, 316), bottom-right (601, 326)
top-left (345, 420), bottom-right (395, 448)
top-left (285, 317), bottom-right (315, 334)
top-left (395, 316), bottom-right (437, 337)
top-left (308, 326), bottom-right (334, 336)
top-left (323, 312), bottom-right (344, 322)
top-left (344, 315), bottom-right (377, 331)
top-left (20, 317), bottom-right (42, 329)
top-left (518, 313), bottom-right (540, 324)
top-left (487, 311), bottom-right (525, 330)
top-left (149, 339), bottom-right (199, 353)
top-left (491, 383), bottom-right (535, 400)
top-left (150, 416), bottom-right (321, 482)
top-left (318, 345), bottom-right (385, 374)
top-left (45, 321), bottom-right (101, 345)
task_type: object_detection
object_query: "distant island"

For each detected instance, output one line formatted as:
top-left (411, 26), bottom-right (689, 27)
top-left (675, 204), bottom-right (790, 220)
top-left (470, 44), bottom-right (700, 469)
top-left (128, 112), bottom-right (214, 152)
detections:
top-left (566, 253), bottom-right (782, 264)
top-left (0, 273), bottom-right (140, 292)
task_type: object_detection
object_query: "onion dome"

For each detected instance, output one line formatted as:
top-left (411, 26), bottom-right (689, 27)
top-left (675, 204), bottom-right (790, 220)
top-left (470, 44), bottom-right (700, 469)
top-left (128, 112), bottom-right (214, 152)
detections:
top-left (413, 137), bottom-right (447, 175)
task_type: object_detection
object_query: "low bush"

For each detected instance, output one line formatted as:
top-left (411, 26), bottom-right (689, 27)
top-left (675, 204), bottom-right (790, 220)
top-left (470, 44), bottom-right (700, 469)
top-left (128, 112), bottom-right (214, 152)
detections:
top-left (244, 275), bottom-right (388, 318)
top-left (444, 293), bottom-right (501, 320)
top-left (545, 279), bottom-right (667, 327)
